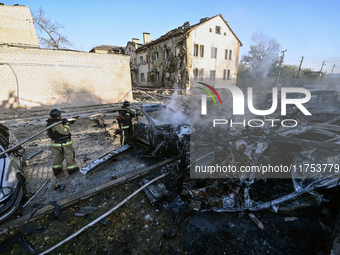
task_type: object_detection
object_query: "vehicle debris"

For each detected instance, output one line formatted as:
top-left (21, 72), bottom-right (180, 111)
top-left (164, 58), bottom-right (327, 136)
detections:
top-left (0, 124), bottom-right (27, 222)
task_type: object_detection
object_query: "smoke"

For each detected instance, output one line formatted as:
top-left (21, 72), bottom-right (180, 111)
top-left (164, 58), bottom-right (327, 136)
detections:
top-left (151, 85), bottom-right (189, 127)
top-left (241, 31), bottom-right (281, 79)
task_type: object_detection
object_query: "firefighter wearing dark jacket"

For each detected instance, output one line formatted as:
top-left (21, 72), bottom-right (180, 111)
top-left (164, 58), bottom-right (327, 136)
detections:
top-left (118, 100), bottom-right (135, 146)
top-left (46, 108), bottom-right (79, 176)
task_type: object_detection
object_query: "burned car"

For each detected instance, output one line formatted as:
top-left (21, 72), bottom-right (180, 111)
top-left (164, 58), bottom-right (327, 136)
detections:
top-left (129, 104), bottom-right (190, 157)
top-left (0, 124), bottom-right (27, 222)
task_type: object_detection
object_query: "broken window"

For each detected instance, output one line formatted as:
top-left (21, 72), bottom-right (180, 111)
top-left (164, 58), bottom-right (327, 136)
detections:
top-left (211, 47), bottom-right (217, 58)
top-left (156, 71), bottom-right (160, 81)
top-left (227, 69), bottom-right (230, 80)
top-left (199, 69), bottom-right (204, 81)
top-left (154, 52), bottom-right (159, 60)
top-left (223, 69), bottom-right (226, 80)
top-left (175, 46), bottom-right (180, 57)
top-left (200, 45), bottom-right (204, 57)
top-left (225, 49), bottom-right (228, 60)
top-left (194, 68), bottom-right (199, 80)
top-left (229, 50), bottom-right (232, 60)
top-left (210, 70), bottom-right (216, 80)
top-left (140, 56), bottom-right (143, 64)
top-left (129, 47), bottom-right (131, 52)
top-left (164, 50), bottom-right (168, 60)
top-left (215, 26), bottom-right (221, 34)
top-left (194, 44), bottom-right (199, 57)
top-left (141, 73), bottom-right (145, 82)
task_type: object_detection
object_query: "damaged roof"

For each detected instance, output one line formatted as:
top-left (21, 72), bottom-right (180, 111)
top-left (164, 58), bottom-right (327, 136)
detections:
top-left (136, 14), bottom-right (242, 53)
top-left (89, 45), bottom-right (125, 54)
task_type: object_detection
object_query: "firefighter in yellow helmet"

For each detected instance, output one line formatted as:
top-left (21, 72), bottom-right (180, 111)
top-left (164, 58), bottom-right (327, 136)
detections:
top-left (46, 108), bottom-right (79, 176)
top-left (118, 101), bottom-right (135, 146)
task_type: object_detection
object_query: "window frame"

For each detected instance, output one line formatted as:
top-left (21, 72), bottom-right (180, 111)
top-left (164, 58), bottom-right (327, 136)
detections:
top-left (210, 70), bottom-right (216, 80)
top-left (194, 44), bottom-right (199, 57)
top-left (200, 45), bottom-right (204, 57)
top-left (211, 47), bottom-right (217, 59)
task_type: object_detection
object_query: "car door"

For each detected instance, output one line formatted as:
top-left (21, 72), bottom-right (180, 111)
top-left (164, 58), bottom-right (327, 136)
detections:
top-left (132, 109), bottom-right (151, 146)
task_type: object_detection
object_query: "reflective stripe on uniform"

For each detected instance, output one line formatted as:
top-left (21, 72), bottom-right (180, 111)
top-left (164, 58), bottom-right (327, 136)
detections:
top-left (67, 165), bottom-right (76, 169)
top-left (51, 141), bottom-right (73, 147)
top-left (122, 126), bottom-right (129, 129)
top-left (122, 130), bottom-right (125, 146)
top-left (52, 165), bottom-right (62, 168)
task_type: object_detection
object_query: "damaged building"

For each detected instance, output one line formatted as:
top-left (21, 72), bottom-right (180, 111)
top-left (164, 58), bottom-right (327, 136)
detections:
top-left (0, 4), bottom-right (132, 110)
top-left (129, 14), bottom-right (242, 90)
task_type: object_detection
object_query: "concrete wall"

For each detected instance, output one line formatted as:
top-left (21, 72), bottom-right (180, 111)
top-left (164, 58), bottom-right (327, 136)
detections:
top-left (0, 45), bottom-right (132, 109)
top-left (0, 5), bottom-right (39, 47)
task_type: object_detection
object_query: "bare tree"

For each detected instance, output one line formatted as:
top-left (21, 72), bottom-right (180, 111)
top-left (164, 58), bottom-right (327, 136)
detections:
top-left (32, 7), bottom-right (73, 49)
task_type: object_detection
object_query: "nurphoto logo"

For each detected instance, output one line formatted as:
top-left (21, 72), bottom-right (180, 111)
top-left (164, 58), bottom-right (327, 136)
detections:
top-left (197, 82), bottom-right (312, 128)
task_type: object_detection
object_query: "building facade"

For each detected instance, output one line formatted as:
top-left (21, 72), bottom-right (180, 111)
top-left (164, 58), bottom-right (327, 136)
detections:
top-left (133, 14), bottom-right (242, 90)
top-left (125, 34), bottom-right (150, 87)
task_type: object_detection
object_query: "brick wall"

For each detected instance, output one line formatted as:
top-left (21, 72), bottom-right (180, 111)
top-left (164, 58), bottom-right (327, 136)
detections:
top-left (0, 45), bottom-right (132, 109)
top-left (0, 5), bottom-right (39, 46)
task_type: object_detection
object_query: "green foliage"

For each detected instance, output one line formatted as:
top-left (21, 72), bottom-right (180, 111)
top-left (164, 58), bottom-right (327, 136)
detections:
top-left (240, 39), bottom-right (281, 78)
top-left (279, 64), bottom-right (299, 78)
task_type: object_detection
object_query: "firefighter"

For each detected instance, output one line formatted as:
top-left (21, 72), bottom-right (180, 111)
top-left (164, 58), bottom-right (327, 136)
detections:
top-left (46, 108), bottom-right (79, 176)
top-left (118, 100), bottom-right (135, 146)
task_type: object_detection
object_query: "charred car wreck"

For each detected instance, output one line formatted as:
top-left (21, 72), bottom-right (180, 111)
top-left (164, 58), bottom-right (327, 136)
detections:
top-left (125, 103), bottom-right (190, 157)
top-left (180, 86), bottom-right (340, 215)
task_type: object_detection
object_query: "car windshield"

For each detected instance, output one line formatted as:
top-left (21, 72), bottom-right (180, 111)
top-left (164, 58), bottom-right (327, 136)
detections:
top-left (147, 107), bottom-right (189, 127)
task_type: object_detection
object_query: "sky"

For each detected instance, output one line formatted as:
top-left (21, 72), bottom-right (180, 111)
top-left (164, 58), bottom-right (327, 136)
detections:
top-left (3, 0), bottom-right (340, 74)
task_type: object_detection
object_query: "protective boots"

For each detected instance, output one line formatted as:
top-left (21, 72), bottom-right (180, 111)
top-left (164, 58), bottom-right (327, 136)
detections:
top-left (52, 168), bottom-right (62, 176)
top-left (68, 167), bottom-right (79, 175)
top-left (53, 167), bottom-right (79, 176)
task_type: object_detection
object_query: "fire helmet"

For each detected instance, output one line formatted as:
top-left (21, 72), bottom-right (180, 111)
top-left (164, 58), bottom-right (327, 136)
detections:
top-left (123, 100), bottom-right (130, 107)
top-left (49, 108), bottom-right (61, 119)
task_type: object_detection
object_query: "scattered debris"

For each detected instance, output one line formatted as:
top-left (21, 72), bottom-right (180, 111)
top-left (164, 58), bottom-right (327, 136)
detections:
top-left (100, 217), bottom-right (110, 226)
top-left (23, 178), bottom-right (50, 208)
top-left (140, 178), bottom-right (169, 205)
top-left (74, 207), bottom-right (97, 217)
top-left (24, 149), bottom-right (43, 160)
top-left (59, 184), bottom-right (66, 193)
top-left (80, 144), bottom-right (130, 175)
top-left (249, 213), bottom-right (264, 230)
top-left (283, 217), bottom-right (299, 222)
